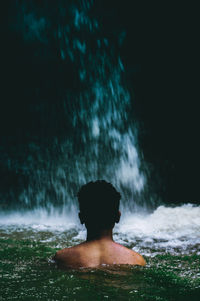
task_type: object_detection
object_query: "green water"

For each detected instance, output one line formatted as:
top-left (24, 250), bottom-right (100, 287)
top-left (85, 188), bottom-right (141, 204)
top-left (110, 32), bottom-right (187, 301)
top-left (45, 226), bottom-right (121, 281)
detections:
top-left (0, 227), bottom-right (200, 301)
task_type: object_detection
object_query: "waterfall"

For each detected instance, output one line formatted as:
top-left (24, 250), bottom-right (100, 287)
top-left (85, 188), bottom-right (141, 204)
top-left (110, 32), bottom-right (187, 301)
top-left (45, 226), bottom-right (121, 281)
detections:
top-left (1, 0), bottom-right (147, 214)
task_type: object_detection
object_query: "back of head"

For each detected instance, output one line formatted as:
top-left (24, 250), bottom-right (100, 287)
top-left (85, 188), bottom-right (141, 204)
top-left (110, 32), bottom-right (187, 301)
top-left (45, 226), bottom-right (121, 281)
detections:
top-left (77, 180), bottom-right (121, 229)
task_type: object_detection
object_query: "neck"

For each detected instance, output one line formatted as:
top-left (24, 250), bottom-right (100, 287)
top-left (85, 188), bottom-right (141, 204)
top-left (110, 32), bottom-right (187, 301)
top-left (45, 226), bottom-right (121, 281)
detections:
top-left (86, 227), bottom-right (113, 242)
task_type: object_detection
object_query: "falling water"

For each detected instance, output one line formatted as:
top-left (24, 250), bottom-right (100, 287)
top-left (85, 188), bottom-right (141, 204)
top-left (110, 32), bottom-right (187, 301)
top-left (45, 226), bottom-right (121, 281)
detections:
top-left (4, 0), bottom-right (146, 216)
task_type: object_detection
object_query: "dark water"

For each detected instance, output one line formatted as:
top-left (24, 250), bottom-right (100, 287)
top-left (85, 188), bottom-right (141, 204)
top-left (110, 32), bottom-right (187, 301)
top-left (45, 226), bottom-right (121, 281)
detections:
top-left (1, 1), bottom-right (200, 300)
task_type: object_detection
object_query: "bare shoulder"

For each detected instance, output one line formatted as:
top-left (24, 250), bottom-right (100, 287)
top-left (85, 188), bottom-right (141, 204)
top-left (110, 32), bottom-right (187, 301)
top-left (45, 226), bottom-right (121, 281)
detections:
top-left (130, 249), bottom-right (146, 266)
top-left (114, 242), bottom-right (146, 266)
top-left (53, 242), bottom-right (146, 268)
top-left (54, 245), bottom-right (82, 268)
top-left (54, 247), bottom-right (70, 259)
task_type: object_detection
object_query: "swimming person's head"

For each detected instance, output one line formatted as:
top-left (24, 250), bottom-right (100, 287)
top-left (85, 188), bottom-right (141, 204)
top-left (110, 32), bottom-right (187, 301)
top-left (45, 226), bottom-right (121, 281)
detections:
top-left (54, 180), bottom-right (145, 267)
top-left (77, 180), bottom-right (121, 230)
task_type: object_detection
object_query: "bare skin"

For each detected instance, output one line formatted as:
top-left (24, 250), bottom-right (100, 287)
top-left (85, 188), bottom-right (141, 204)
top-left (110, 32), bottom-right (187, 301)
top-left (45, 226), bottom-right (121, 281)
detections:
top-left (54, 223), bottom-right (146, 269)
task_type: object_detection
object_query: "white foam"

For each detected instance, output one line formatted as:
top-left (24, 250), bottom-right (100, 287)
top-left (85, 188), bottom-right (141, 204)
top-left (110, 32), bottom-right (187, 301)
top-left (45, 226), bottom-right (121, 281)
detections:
top-left (119, 204), bottom-right (200, 237)
top-left (1, 204), bottom-right (199, 254)
top-left (0, 206), bottom-right (78, 230)
top-left (116, 204), bottom-right (200, 254)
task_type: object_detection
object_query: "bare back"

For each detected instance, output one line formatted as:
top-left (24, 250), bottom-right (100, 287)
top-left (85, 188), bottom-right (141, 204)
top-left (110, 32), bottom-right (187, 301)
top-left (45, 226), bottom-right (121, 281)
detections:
top-left (54, 240), bottom-right (146, 269)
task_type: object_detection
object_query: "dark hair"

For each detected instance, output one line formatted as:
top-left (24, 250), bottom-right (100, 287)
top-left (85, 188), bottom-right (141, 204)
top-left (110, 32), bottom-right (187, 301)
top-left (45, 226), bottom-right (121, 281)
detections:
top-left (77, 180), bottom-right (121, 228)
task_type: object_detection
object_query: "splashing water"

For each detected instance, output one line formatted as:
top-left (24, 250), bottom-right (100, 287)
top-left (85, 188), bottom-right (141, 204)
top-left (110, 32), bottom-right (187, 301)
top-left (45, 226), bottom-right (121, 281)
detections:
top-left (1, 204), bottom-right (199, 256)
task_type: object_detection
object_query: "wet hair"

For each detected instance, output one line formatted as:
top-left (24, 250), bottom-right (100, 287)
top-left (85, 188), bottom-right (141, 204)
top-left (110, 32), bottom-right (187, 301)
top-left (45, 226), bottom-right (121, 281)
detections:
top-left (77, 180), bottom-right (121, 228)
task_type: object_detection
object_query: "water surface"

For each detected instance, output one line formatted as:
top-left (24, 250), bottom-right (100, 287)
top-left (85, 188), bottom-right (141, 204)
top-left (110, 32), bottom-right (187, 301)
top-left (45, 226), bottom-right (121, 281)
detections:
top-left (1, 204), bottom-right (200, 300)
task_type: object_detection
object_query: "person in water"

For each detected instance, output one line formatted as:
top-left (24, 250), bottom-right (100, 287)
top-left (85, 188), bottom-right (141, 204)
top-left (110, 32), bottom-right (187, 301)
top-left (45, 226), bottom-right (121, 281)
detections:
top-left (54, 180), bottom-right (146, 268)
